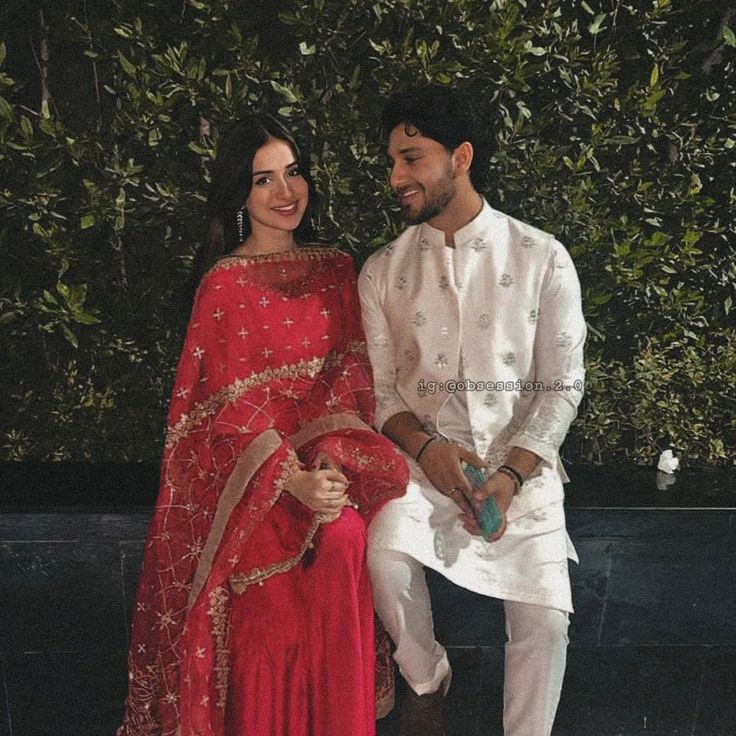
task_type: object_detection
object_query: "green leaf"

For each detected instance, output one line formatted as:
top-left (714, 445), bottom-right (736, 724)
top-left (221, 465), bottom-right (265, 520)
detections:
top-left (649, 64), bottom-right (659, 87)
top-left (299, 42), bottom-right (316, 56)
top-left (80, 214), bottom-right (95, 229)
top-left (117, 50), bottom-right (136, 77)
top-left (588, 13), bottom-right (606, 35)
top-left (72, 309), bottom-right (101, 325)
top-left (270, 81), bottom-right (298, 103)
top-left (68, 285), bottom-right (87, 308)
top-left (0, 43), bottom-right (6, 66)
top-left (61, 324), bottom-right (79, 349)
top-left (723, 27), bottom-right (736, 48)
top-left (20, 115), bottom-right (33, 140)
top-left (0, 95), bottom-right (14, 121)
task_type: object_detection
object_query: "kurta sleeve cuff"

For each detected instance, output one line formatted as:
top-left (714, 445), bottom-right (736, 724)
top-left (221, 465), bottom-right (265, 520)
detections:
top-left (374, 392), bottom-right (414, 434)
top-left (507, 392), bottom-right (580, 469)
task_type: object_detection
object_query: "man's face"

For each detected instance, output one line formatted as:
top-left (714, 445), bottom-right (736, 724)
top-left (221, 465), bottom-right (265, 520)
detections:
top-left (387, 123), bottom-right (456, 225)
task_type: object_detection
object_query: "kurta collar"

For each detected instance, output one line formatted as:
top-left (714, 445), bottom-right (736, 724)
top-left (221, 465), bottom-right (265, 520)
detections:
top-left (419, 198), bottom-right (497, 249)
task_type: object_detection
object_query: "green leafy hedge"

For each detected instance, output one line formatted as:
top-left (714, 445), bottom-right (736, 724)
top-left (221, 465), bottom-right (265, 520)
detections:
top-left (1, 0), bottom-right (734, 466)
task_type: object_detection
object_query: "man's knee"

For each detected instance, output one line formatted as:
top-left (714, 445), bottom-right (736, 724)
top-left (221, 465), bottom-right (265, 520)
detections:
top-left (506, 602), bottom-right (569, 647)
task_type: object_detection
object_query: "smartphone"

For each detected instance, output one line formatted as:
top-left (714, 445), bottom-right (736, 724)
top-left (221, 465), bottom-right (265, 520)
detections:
top-left (462, 462), bottom-right (502, 539)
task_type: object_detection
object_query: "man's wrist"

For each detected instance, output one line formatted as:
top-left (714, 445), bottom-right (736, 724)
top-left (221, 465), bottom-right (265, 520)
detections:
top-left (492, 469), bottom-right (520, 497)
top-left (497, 464), bottom-right (524, 494)
top-left (414, 435), bottom-right (436, 462)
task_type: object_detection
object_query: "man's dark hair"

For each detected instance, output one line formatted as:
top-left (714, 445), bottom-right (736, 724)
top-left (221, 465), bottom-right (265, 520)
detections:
top-left (382, 85), bottom-right (492, 190)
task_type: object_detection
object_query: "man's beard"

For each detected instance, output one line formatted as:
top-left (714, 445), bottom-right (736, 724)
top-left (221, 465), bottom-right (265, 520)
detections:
top-left (400, 173), bottom-right (456, 225)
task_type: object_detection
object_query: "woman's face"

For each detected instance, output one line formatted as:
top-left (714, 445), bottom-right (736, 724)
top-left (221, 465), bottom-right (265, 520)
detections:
top-left (244, 137), bottom-right (308, 238)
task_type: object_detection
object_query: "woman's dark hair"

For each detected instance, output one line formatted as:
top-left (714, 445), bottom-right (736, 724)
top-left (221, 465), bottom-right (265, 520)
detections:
top-left (381, 85), bottom-right (492, 191)
top-left (189, 114), bottom-right (315, 291)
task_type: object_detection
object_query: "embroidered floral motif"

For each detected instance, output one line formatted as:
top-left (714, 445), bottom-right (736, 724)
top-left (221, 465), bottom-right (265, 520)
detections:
top-left (477, 313), bottom-right (492, 329)
top-left (471, 237), bottom-right (487, 252)
top-left (434, 352), bottom-right (449, 369)
top-left (528, 309), bottom-right (539, 324)
top-left (418, 236), bottom-right (431, 251)
top-left (207, 586), bottom-right (230, 709)
top-left (502, 352), bottom-right (516, 366)
top-left (438, 275), bottom-right (450, 290)
top-left (483, 392), bottom-right (497, 407)
top-left (521, 235), bottom-right (537, 248)
top-left (499, 273), bottom-right (514, 287)
top-left (394, 274), bottom-right (409, 290)
top-left (275, 447), bottom-right (301, 494)
top-left (556, 331), bottom-right (572, 348)
top-left (411, 311), bottom-right (427, 327)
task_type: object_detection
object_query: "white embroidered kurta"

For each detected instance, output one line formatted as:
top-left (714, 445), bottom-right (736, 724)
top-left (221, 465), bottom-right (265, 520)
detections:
top-left (358, 200), bottom-right (586, 611)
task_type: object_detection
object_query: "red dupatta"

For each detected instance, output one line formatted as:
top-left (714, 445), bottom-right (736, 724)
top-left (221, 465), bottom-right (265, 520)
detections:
top-left (118, 247), bottom-right (407, 736)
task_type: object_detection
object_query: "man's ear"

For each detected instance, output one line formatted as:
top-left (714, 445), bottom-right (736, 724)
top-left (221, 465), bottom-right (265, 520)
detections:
top-left (452, 141), bottom-right (474, 176)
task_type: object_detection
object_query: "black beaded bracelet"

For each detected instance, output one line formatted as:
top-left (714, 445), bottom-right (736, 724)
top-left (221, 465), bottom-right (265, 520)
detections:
top-left (497, 464), bottom-right (524, 494)
top-left (415, 436), bottom-right (436, 462)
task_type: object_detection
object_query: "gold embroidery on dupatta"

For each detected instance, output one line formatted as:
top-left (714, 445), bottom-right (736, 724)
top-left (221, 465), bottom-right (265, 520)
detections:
top-left (117, 665), bottom-right (158, 734)
top-left (166, 357), bottom-right (325, 449)
top-left (187, 429), bottom-right (284, 610)
top-left (275, 450), bottom-right (302, 495)
top-left (228, 514), bottom-right (323, 595)
top-left (207, 586), bottom-right (230, 710)
top-left (166, 342), bottom-right (369, 448)
top-left (213, 245), bottom-right (341, 269)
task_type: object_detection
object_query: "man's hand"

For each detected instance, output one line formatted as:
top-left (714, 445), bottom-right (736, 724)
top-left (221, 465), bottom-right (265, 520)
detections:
top-left (460, 471), bottom-right (517, 541)
top-left (418, 440), bottom-right (485, 517)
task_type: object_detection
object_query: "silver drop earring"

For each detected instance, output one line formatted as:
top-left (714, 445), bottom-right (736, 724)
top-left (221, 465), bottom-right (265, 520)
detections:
top-left (236, 209), bottom-right (244, 242)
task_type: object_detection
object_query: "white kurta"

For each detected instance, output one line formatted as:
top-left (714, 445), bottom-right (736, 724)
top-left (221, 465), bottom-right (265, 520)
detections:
top-left (358, 200), bottom-right (586, 612)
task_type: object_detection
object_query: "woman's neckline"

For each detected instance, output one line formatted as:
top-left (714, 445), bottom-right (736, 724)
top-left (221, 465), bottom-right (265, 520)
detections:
top-left (217, 244), bottom-right (335, 264)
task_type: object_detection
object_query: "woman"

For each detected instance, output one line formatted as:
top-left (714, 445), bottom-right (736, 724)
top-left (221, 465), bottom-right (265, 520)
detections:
top-left (118, 115), bottom-right (407, 736)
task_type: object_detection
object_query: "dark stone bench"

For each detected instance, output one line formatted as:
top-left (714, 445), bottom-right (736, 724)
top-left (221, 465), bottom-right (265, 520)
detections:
top-left (1, 464), bottom-right (734, 736)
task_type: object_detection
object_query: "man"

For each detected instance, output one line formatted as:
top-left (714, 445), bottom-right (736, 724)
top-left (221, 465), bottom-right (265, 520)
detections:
top-left (358, 86), bottom-right (586, 736)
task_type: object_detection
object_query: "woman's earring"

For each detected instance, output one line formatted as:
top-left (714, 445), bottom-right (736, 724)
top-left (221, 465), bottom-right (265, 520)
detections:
top-left (236, 209), bottom-right (244, 242)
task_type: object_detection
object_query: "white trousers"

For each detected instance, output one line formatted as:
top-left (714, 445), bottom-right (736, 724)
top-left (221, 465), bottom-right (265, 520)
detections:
top-left (368, 547), bottom-right (569, 736)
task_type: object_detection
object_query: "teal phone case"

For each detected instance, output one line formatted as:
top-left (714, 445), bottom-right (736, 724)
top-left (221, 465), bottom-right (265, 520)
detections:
top-left (462, 462), bottom-right (502, 538)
